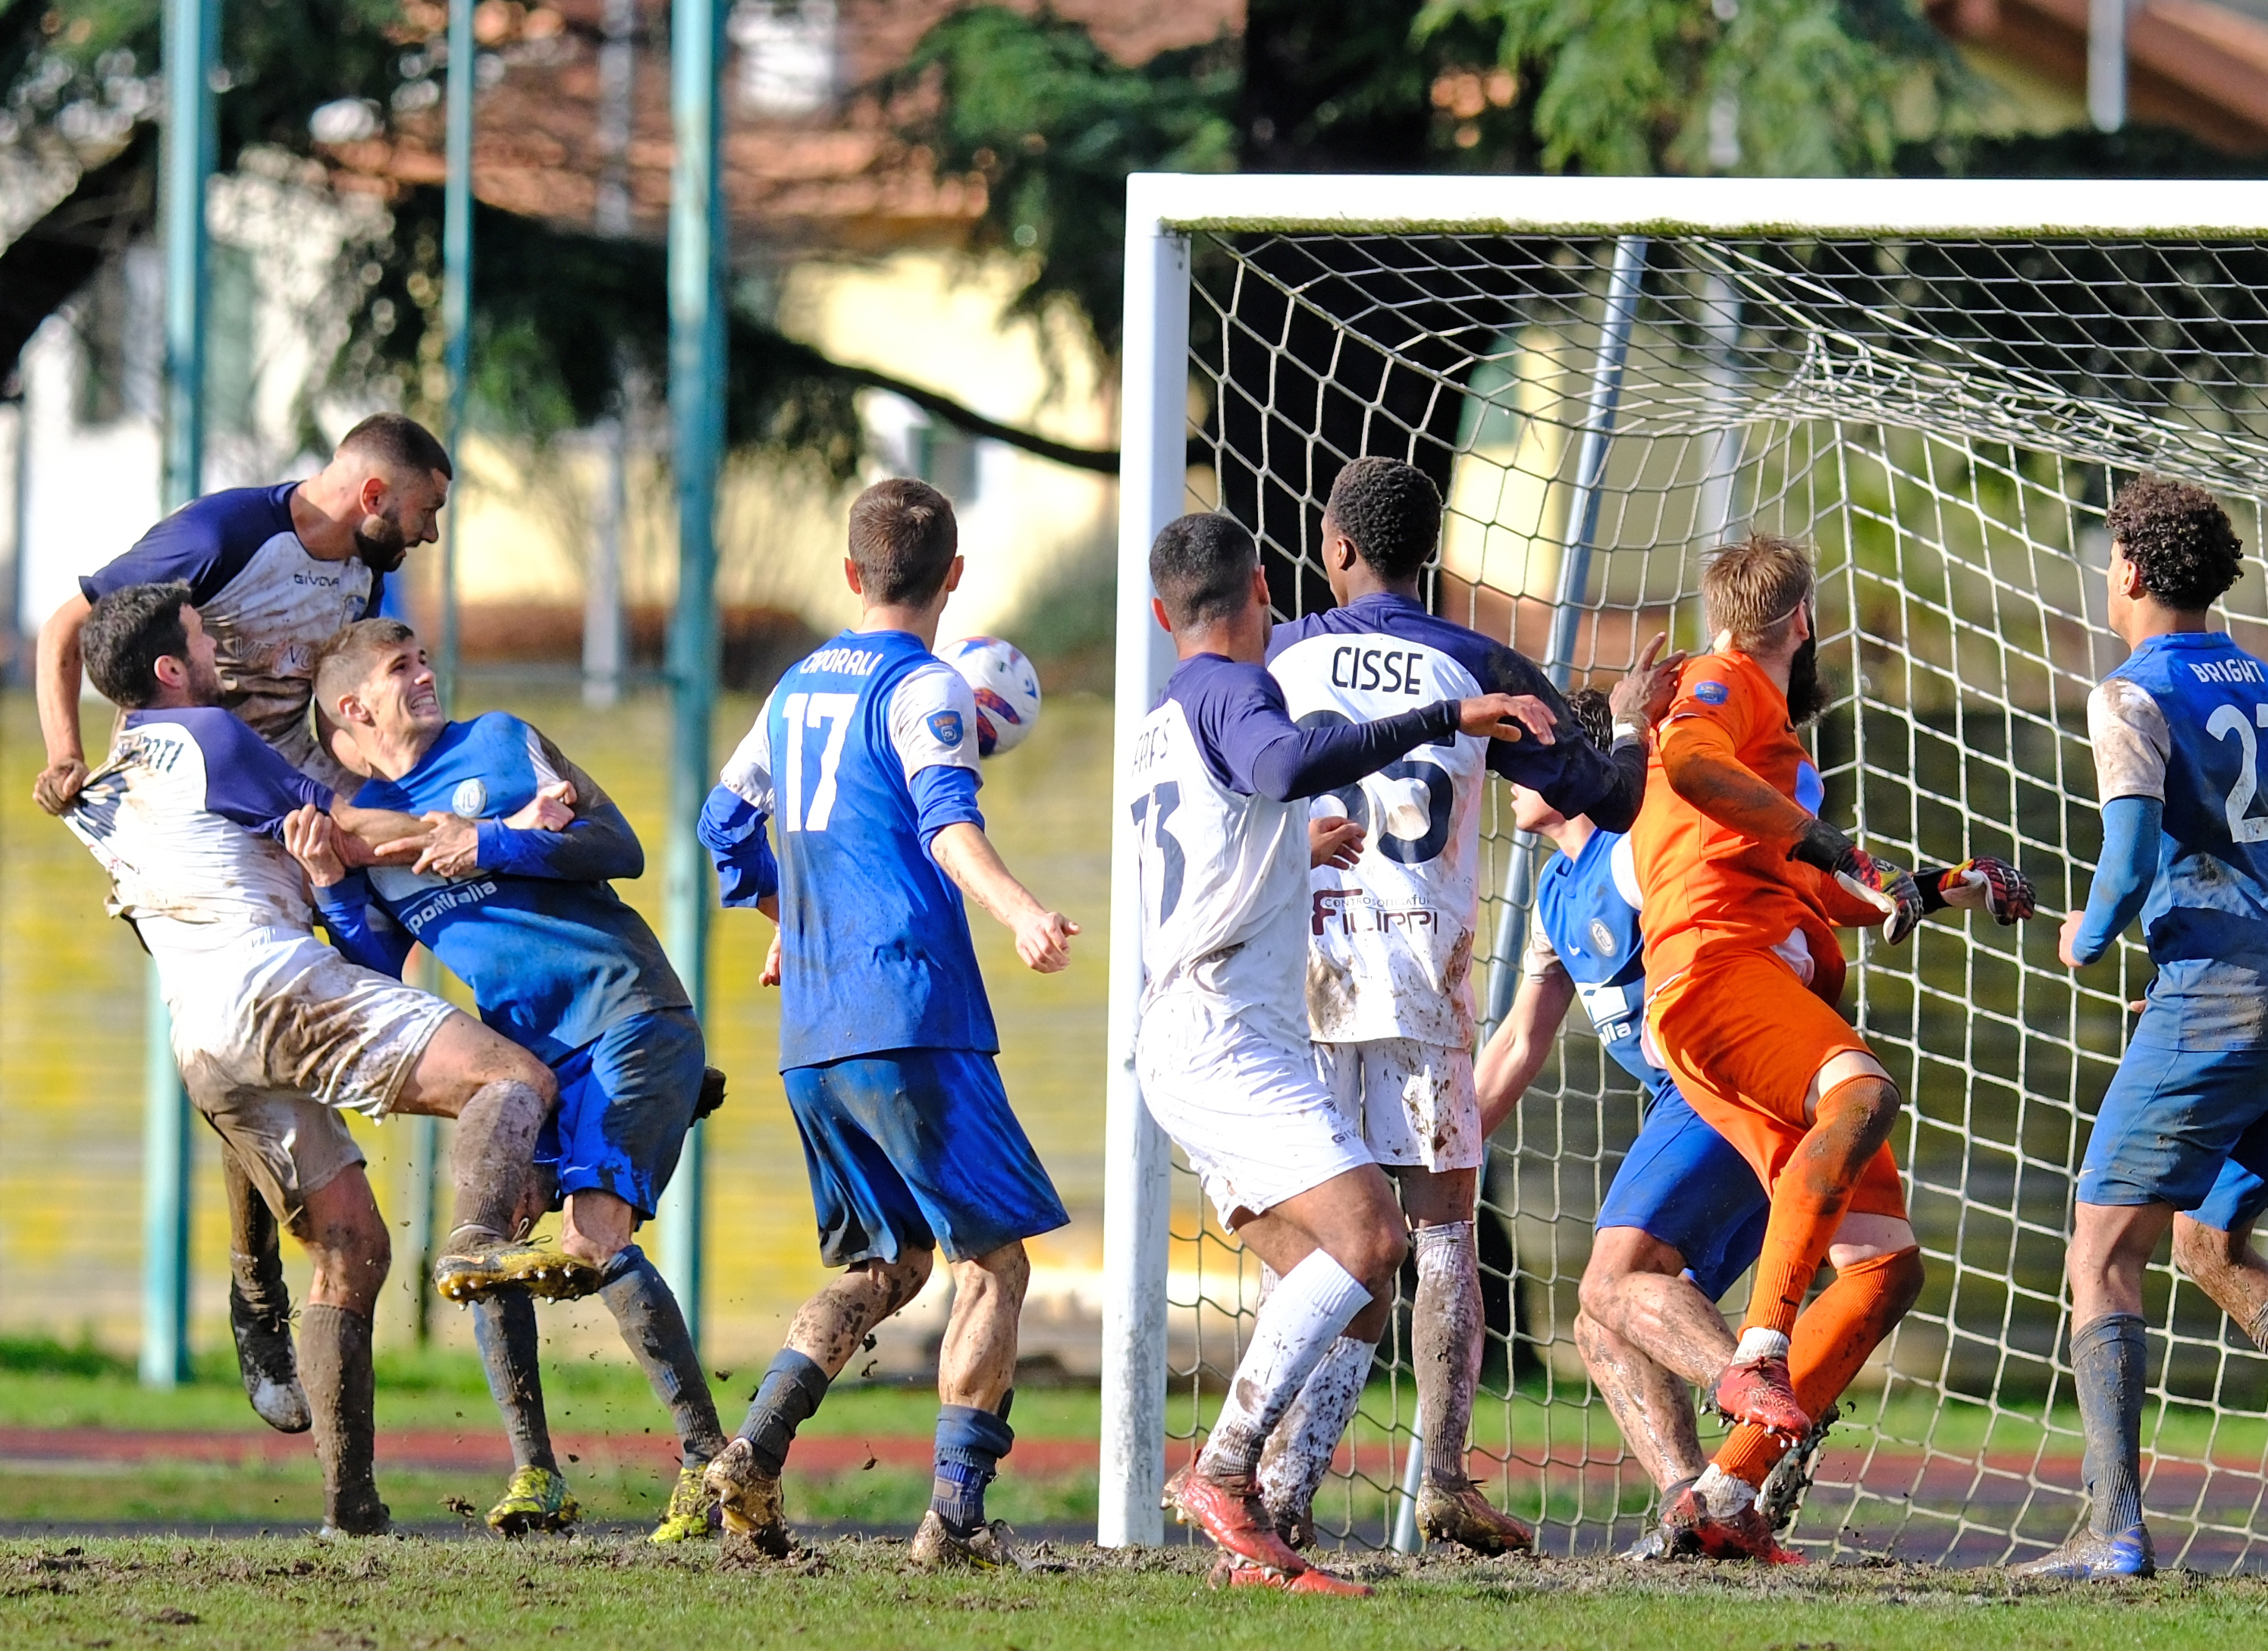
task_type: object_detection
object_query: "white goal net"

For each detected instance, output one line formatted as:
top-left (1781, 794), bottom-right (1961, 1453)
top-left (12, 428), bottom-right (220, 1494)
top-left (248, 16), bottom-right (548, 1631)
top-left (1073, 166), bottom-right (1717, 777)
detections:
top-left (1099, 177), bottom-right (2268, 1571)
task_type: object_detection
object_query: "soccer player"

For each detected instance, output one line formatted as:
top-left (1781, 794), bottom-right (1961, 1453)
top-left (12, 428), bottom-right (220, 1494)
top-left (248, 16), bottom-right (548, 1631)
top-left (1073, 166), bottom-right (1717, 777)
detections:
top-left (2022, 476), bottom-right (2268, 1580)
top-left (1631, 534), bottom-right (2034, 1491)
top-left (698, 479), bottom-right (1074, 1570)
top-left (1260, 457), bottom-right (1681, 1552)
top-left (1479, 688), bottom-right (2021, 1559)
top-left (31, 413), bottom-right (451, 1436)
top-left (1131, 509), bottom-right (1576, 1596)
top-left (60, 581), bottom-right (566, 1537)
top-left (293, 617), bottom-right (727, 1543)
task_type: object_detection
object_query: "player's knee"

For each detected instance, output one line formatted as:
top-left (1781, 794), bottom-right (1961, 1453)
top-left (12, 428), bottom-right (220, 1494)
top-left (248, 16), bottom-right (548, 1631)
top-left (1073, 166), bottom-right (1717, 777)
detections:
top-left (876, 1248), bottom-right (934, 1310)
top-left (1880, 1245), bottom-right (1927, 1317)
top-left (957, 1240), bottom-right (1030, 1304)
top-left (1345, 1223), bottom-right (1408, 1294)
top-left (1818, 1074), bottom-right (1902, 1143)
top-left (1576, 1264), bottom-right (1624, 1326)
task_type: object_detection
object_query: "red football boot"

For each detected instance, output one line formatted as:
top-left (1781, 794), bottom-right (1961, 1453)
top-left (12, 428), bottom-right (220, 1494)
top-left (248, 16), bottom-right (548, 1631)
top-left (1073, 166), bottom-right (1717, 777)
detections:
top-left (1208, 1555), bottom-right (1375, 1596)
top-left (1712, 1352), bottom-right (1809, 1441)
top-left (1166, 1464), bottom-right (1309, 1574)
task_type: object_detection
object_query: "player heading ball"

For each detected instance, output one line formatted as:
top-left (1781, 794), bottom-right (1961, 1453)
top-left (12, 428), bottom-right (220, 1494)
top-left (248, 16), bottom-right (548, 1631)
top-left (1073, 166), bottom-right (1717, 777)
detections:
top-left (701, 479), bottom-right (1075, 1572)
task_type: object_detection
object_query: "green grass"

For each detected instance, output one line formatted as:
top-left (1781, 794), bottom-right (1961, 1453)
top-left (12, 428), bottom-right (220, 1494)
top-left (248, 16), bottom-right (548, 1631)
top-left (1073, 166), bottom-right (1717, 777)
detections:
top-left (7, 1538), bottom-right (2268, 1651)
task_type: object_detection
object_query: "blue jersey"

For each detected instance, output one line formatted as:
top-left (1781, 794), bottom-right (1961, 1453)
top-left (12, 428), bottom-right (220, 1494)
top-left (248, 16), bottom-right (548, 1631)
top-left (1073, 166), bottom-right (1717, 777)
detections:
top-left (708, 629), bottom-right (993, 1069)
top-left (84, 483), bottom-right (382, 787)
top-left (1526, 827), bottom-right (1676, 1105)
top-left (2091, 631), bottom-right (2268, 1041)
top-left (325, 713), bottom-right (685, 1064)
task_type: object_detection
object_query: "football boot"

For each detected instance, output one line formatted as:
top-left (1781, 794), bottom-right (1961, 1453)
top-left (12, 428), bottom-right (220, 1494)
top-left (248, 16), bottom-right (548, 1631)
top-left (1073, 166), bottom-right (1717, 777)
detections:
top-left (1653, 1483), bottom-right (1805, 1565)
top-left (1712, 1352), bottom-right (1809, 1441)
top-left (702, 1437), bottom-right (792, 1556)
top-left (1207, 1553), bottom-right (1373, 1597)
top-left (229, 1279), bottom-right (311, 1434)
top-left (648, 1463), bottom-right (723, 1543)
top-left (488, 1464), bottom-right (579, 1536)
top-left (1165, 1463), bottom-right (1308, 1573)
top-left (908, 1510), bottom-right (1034, 1571)
top-left (2011, 1525), bottom-right (2156, 1580)
top-left (433, 1239), bottom-right (604, 1304)
top-left (1416, 1477), bottom-right (1536, 1555)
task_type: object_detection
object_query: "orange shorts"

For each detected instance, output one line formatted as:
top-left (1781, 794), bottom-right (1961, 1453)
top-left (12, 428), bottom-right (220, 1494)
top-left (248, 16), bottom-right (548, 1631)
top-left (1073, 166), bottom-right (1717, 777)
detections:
top-left (1648, 947), bottom-right (1908, 1221)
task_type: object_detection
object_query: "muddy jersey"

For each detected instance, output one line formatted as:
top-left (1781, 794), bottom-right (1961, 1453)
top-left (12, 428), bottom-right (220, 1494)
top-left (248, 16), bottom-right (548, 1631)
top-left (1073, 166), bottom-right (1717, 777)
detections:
top-left (61, 707), bottom-right (331, 967)
top-left (1268, 592), bottom-right (1623, 1047)
top-left (83, 483), bottom-right (381, 789)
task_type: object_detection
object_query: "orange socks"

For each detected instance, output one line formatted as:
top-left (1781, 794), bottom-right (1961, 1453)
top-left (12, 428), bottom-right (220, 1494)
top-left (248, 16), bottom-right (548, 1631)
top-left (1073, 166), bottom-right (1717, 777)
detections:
top-left (1740, 1076), bottom-right (1894, 1339)
top-left (1715, 1246), bottom-right (1921, 1487)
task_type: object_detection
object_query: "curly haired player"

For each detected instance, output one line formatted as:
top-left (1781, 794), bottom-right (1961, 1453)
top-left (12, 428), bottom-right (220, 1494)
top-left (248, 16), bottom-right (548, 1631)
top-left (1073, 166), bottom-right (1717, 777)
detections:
top-left (1630, 535), bottom-right (2037, 1549)
top-left (2022, 476), bottom-right (2268, 1579)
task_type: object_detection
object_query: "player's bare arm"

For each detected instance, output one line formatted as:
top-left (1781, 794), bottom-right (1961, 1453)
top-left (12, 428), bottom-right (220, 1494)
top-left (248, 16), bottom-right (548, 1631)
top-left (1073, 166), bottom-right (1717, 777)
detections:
top-left (32, 591), bottom-right (96, 813)
top-left (1474, 969), bottom-right (1578, 1138)
top-left (928, 821), bottom-right (1077, 972)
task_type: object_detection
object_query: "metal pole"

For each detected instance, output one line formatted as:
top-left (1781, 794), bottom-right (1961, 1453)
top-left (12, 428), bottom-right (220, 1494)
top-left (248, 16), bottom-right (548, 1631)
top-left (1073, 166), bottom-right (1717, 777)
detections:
top-left (436, 0), bottom-right (475, 709)
top-left (1391, 1407), bottom-right (1427, 1552)
top-left (585, 414), bottom-right (626, 708)
top-left (1097, 175), bottom-right (1187, 1549)
top-left (143, 0), bottom-right (216, 1389)
top-left (2089, 0), bottom-right (2127, 133)
top-left (1483, 235), bottom-right (1646, 1035)
top-left (656, 0), bottom-right (726, 1347)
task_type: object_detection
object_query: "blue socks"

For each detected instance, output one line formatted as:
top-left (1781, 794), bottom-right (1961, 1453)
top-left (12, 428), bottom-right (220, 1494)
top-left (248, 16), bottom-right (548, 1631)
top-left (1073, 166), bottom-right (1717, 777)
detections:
top-left (932, 1397), bottom-right (1015, 1537)
top-left (2072, 1312), bottom-right (2147, 1536)
top-left (472, 1289), bottom-right (555, 1474)
top-left (595, 1245), bottom-right (725, 1471)
top-left (740, 1348), bottom-right (832, 1478)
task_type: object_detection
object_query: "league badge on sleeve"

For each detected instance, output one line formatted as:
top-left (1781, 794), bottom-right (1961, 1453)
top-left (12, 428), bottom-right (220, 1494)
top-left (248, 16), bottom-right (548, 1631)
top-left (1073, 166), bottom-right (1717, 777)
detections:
top-left (1694, 679), bottom-right (1730, 705)
top-left (927, 709), bottom-right (965, 749)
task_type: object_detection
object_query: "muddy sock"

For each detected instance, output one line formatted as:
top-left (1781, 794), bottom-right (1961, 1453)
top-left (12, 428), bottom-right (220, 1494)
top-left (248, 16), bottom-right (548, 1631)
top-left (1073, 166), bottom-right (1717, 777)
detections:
top-left (224, 1149), bottom-right (290, 1328)
top-left (1256, 1335), bottom-right (1374, 1522)
top-left (1414, 1221), bottom-right (1482, 1486)
top-left (472, 1289), bottom-right (555, 1474)
top-left (302, 1304), bottom-right (386, 1533)
top-left (1740, 1077), bottom-right (1887, 1338)
top-left (739, 1348), bottom-right (831, 1478)
top-left (2073, 1312), bottom-right (2147, 1536)
top-left (932, 1401), bottom-right (1015, 1537)
top-left (447, 1078), bottom-right (548, 1243)
top-left (1197, 1251), bottom-right (1371, 1480)
top-left (597, 1245), bottom-right (725, 1469)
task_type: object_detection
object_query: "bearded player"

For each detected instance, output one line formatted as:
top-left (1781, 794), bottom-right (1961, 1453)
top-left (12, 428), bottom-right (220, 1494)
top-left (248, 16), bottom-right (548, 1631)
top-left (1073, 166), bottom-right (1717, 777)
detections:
top-left (1262, 457), bottom-right (1680, 1552)
top-left (1482, 686), bottom-right (2026, 1558)
top-left (31, 413), bottom-right (451, 1438)
top-left (1631, 534), bottom-right (2038, 1540)
top-left (61, 582), bottom-right (565, 1536)
top-left (296, 617), bottom-right (726, 1543)
top-left (2020, 477), bottom-right (2268, 1579)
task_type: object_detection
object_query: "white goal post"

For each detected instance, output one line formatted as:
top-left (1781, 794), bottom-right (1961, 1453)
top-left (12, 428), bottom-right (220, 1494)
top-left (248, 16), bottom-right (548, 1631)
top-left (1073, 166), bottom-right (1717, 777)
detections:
top-left (1102, 173), bottom-right (2268, 1563)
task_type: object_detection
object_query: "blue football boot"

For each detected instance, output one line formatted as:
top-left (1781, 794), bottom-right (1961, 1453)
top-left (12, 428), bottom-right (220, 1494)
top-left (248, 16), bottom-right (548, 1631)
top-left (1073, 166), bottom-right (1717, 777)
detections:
top-left (2011, 1524), bottom-right (2155, 1580)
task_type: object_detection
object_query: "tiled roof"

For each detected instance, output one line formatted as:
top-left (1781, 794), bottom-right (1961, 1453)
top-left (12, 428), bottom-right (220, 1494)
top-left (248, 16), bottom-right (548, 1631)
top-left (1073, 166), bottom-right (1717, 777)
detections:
top-left (323, 0), bottom-right (1241, 250)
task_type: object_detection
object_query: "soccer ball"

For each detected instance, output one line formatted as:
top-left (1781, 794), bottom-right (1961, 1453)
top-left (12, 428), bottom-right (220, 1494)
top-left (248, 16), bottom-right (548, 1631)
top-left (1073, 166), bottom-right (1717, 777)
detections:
top-left (941, 636), bottom-right (1042, 758)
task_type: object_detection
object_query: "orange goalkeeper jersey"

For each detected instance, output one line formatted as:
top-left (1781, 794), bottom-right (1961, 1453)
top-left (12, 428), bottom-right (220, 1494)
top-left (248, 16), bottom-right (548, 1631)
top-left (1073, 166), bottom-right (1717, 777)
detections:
top-left (1631, 648), bottom-right (1877, 994)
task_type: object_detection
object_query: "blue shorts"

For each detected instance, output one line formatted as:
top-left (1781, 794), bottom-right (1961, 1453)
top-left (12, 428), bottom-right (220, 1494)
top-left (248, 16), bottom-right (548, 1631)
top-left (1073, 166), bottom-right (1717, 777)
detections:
top-left (535, 1006), bottom-right (705, 1219)
top-left (783, 1047), bottom-right (1068, 1267)
top-left (2078, 1034), bottom-right (2268, 1229)
top-left (1595, 1084), bottom-right (1771, 1303)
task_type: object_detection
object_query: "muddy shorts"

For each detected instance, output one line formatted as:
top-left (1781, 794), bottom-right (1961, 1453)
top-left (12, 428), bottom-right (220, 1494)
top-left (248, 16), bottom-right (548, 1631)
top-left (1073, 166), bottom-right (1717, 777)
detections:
top-left (170, 930), bottom-right (455, 1224)
top-left (538, 1007), bottom-right (707, 1220)
top-left (1311, 1037), bottom-right (1482, 1172)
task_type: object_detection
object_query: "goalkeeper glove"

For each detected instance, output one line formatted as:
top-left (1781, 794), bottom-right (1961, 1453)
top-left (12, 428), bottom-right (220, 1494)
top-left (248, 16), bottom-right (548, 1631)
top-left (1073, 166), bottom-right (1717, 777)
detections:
top-left (1917, 857), bottom-right (2036, 925)
top-left (1790, 817), bottom-right (1925, 945)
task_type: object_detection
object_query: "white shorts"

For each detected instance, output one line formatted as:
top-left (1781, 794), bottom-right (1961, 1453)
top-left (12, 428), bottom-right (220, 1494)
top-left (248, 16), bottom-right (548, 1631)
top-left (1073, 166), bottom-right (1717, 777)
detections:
top-left (1134, 992), bottom-right (1373, 1227)
top-left (1313, 1037), bottom-right (1482, 1172)
top-left (163, 930), bottom-right (456, 1122)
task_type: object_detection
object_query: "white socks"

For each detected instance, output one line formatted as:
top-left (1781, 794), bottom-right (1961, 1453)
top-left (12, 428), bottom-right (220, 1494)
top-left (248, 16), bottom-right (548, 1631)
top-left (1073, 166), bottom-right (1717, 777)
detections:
top-left (1733, 1326), bottom-right (1792, 1364)
top-left (1199, 1251), bottom-right (1372, 1479)
top-left (1413, 1220), bottom-right (1482, 1486)
top-left (1695, 1462), bottom-right (1758, 1518)
top-left (1257, 1335), bottom-right (1376, 1521)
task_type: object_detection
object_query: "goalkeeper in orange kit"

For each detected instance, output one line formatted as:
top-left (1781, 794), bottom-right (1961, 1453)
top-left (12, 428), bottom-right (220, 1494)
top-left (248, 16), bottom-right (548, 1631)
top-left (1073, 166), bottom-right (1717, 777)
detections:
top-left (1628, 534), bottom-right (2038, 1552)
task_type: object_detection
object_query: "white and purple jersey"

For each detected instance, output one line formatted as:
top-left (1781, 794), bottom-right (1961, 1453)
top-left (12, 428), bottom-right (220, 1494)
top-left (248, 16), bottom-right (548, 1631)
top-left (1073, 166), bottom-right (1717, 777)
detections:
top-left (1267, 592), bottom-right (1643, 1047)
top-left (61, 706), bottom-right (331, 968)
top-left (1130, 652), bottom-right (1466, 1052)
top-left (707, 628), bottom-right (993, 1069)
top-left (82, 483), bottom-right (381, 788)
